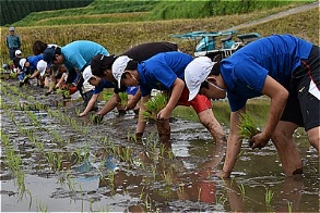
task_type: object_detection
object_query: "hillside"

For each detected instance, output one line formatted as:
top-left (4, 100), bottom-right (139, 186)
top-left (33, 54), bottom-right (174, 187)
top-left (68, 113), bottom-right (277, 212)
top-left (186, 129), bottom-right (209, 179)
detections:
top-left (11, 0), bottom-right (311, 26)
top-left (0, 2), bottom-right (318, 62)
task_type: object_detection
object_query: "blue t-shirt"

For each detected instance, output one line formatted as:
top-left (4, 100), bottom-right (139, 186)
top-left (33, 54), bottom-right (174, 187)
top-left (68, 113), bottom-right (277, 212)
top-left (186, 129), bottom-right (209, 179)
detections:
top-left (61, 40), bottom-right (109, 72)
top-left (93, 78), bottom-right (116, 94)
top-left (27, 54), bottom-right (44, 73)
top-left (221, 34), bottom-right (313, 112)
top-left (94, 79), bottom-right (139, 96)
top-left (137, 52), bottom-right (193, 97)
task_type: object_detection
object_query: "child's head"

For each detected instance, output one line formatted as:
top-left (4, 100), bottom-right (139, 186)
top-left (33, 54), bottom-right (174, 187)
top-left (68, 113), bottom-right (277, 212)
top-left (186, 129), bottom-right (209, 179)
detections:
top-left (83, 66), bottom-right (102, 87)
top-left (91, 54), bottom-right (117, 77)
top-left (15, 50), bottom-right (22, 58)
top-left (33, 40), bottom-right (48, 55)
top-left (52, 47), bottom-right (64, 64)
top-left (19, 58), bottom-right (28, 70)
top-left (37, 60), bottom-right (48, 77)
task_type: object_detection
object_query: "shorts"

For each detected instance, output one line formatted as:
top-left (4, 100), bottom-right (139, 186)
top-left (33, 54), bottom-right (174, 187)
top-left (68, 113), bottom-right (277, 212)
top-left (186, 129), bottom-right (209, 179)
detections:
top-left (178, 86), bottom-right (212, 113)
top-left (126, 86), bottom-right (139, 96)
top-left (281, 45), bottom-right (320, 130)
top-left (17, 73), bottom-right (25, 81)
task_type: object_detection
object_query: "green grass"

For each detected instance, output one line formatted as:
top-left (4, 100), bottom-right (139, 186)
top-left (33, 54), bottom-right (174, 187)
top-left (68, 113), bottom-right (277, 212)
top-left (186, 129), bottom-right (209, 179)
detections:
top-left (12, 0), bottom-right (312, 26)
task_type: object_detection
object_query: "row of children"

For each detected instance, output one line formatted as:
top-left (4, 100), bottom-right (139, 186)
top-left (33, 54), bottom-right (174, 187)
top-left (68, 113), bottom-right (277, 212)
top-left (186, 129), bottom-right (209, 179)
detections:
top-left (6, 35), bottom-right (320, 178)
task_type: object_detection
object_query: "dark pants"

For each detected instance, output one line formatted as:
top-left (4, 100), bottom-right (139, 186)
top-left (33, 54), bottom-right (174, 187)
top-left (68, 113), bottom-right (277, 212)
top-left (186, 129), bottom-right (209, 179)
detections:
top-left (9, 48), bottom-right (18, 60)
top-left (82, 89), bottom-right (97, 111)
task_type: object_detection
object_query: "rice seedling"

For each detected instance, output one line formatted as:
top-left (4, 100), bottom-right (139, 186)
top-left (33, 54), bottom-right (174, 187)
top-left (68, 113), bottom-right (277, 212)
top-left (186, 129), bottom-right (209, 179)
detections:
top-left (142, 93), bottom-right (167, 121)
top-left (56, 88), bottom-right (70, 98)
top-left (265, 188), bottom-right (274, 205)
top-left (107, 171), bottom-right (115, 190)
top-left (287, 201), bottom-right (293, 213)
top-left (238, 184), bottom-right (246, 199)
top-left (151, 164), bottom-right (157, 180)
top-left (66, 172), bottom-right (75, 193)
top-left (198, 186), bottom-right (202, 202)
top-left (37, 200), bottom-right (48, 213)
top-left (215, 193), bottom-right (228, 205)
top-left (118, 92), bottom-right (128, 108)
top-left (238, 112), bottom-right (260, 139)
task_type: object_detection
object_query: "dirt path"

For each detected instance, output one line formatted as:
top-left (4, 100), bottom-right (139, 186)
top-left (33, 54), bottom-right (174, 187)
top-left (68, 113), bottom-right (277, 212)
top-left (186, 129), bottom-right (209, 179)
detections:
top-left (227, 1), bottom-right (319, 31)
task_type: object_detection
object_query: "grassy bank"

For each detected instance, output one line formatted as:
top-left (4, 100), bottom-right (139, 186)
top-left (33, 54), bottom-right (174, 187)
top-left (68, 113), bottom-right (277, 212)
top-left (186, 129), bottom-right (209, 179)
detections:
top-left (11, 0), bottom-right (309, 26)
top-left (1, 6), bottom-right (318, 63)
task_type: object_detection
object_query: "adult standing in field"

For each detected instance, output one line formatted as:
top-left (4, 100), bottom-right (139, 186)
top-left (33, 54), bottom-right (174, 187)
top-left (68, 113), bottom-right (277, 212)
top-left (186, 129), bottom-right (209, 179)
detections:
top-left (43, 40), bottom-right (109, 108)
top-left (184, 34), bottom-right (320, 177)
top-left (6, 27), bottom-right (21, 60)
top-left (88, 41), bottom-right (180, 122)
top-left (111, 51), bottom-right (226, 145)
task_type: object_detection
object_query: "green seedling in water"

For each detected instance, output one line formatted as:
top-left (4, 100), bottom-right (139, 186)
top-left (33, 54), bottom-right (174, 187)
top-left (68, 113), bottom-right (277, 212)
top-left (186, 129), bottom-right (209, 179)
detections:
top-left (198, 187), bottom-right (202, 202)
top-left (66, 172), bottom-right (75, 192)
top-left (287, 201), bottom-right (293, 213)
top-left (142, 93), bottom-right (167, 121)
top-left (238, 184), bottom-right (246, 199)
top-left (56, 88), bottom-right (70, 98)
top-left (265, 188), bottom-right (274, 205)
top-left (37, 200), bottom-right (48, 213)
top-left (151, 165), bottom-right (157, 180)
top-left (238, 112), bottom-right (259, 139)
top-left (215, 194), bottom-right (228, 205)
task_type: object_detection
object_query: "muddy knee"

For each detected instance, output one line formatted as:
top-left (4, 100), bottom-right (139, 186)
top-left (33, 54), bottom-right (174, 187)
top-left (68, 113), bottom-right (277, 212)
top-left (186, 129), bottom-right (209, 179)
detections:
top-left (308, 136), bottom-right (320, 152)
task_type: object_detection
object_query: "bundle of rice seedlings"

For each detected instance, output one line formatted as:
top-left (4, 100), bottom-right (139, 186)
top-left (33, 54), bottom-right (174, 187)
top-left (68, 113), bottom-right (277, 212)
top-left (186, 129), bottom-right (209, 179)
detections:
top-left (118, 92), bottom-right (128, 108)
top-left (238, 112), bottom-right (259, 139)
top-left (56, 88), bottom-right (70, 98)
top-left (104, 91), bottom-right (112, 101)
top-left (142, 93), bottom-right (167, 121)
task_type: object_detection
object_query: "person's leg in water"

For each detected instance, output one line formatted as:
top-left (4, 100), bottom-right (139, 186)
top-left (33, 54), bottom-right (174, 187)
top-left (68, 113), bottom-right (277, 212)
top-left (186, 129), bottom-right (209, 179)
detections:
top-left (271, 121), bottom-right (303, 175)
top-left (179, 87), bottom-right (226, 145)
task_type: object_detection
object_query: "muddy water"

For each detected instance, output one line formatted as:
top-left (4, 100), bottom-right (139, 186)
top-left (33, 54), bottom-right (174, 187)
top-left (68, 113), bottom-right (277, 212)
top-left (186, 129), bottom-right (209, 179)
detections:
top-left (1, 80), bottom-right (319, 212)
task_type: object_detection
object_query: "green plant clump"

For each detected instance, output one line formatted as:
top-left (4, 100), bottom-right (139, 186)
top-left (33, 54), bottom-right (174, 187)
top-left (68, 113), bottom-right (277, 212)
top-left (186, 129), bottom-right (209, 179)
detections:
top-left (118, 92), bottom-right (128, 108)
top-left (56, 88), bottom-right (70, 98)
top-left (238, 112), bottom-right (259, 139)
top-left (142, 93), bottom-right (167, 120)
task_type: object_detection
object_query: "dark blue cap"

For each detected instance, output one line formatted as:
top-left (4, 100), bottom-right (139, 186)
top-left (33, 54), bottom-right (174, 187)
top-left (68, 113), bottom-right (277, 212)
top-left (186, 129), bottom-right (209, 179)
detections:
top-left (43, 47), bottom-right (56, 63)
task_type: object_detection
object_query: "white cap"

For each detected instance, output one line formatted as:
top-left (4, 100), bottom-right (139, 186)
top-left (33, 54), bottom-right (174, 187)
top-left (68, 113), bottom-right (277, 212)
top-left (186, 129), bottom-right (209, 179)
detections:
top-left (19, 58), bottom-right (27, 69)
top-left (82, 66), bottom-right (93, 83)
top-left (185, 56), bottom-right (216, 101)
top-left (112, 56), bottom-right (131, 88)
top-left (15, 50), bottom-right (22, 56)
top-left (9, 26), bottom-right (15, 31)
top-left (37, 60), bottom-right (47, 76)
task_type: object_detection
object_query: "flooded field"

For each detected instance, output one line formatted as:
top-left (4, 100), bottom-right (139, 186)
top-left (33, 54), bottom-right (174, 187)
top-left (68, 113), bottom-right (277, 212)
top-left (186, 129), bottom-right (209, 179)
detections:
top-left (0, 79), bottom-right (319, 212)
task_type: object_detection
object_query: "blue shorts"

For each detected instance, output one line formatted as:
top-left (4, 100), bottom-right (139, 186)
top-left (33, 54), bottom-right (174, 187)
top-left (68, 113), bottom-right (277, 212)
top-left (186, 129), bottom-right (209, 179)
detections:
top-left (17, 72), bottom-right (25, 81)
top-left (126, 86), bottom-right (139, 95)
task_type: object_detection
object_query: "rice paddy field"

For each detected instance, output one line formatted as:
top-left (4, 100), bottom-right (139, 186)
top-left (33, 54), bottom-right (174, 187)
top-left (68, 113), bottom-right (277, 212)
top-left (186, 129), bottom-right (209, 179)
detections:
top-left (1, 2), bottom-right (319, 212)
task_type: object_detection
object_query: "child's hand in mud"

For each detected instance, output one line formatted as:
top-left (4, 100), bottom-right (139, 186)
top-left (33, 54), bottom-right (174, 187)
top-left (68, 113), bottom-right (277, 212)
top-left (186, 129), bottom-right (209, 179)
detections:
top-left (249, 132), bottom-right (270, 150)
top-left (156, 108), bottom-right (171, 120)
top-left (78, 112), bottom-right (87, 117)
top-left (92, 114), bottom-right (104, 125)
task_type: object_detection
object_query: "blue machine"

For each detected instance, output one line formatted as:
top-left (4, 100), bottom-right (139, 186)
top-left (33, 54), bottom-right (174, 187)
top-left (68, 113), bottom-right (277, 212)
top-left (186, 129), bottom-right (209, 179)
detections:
top-left (171, 30), bottom-right (261, 61)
